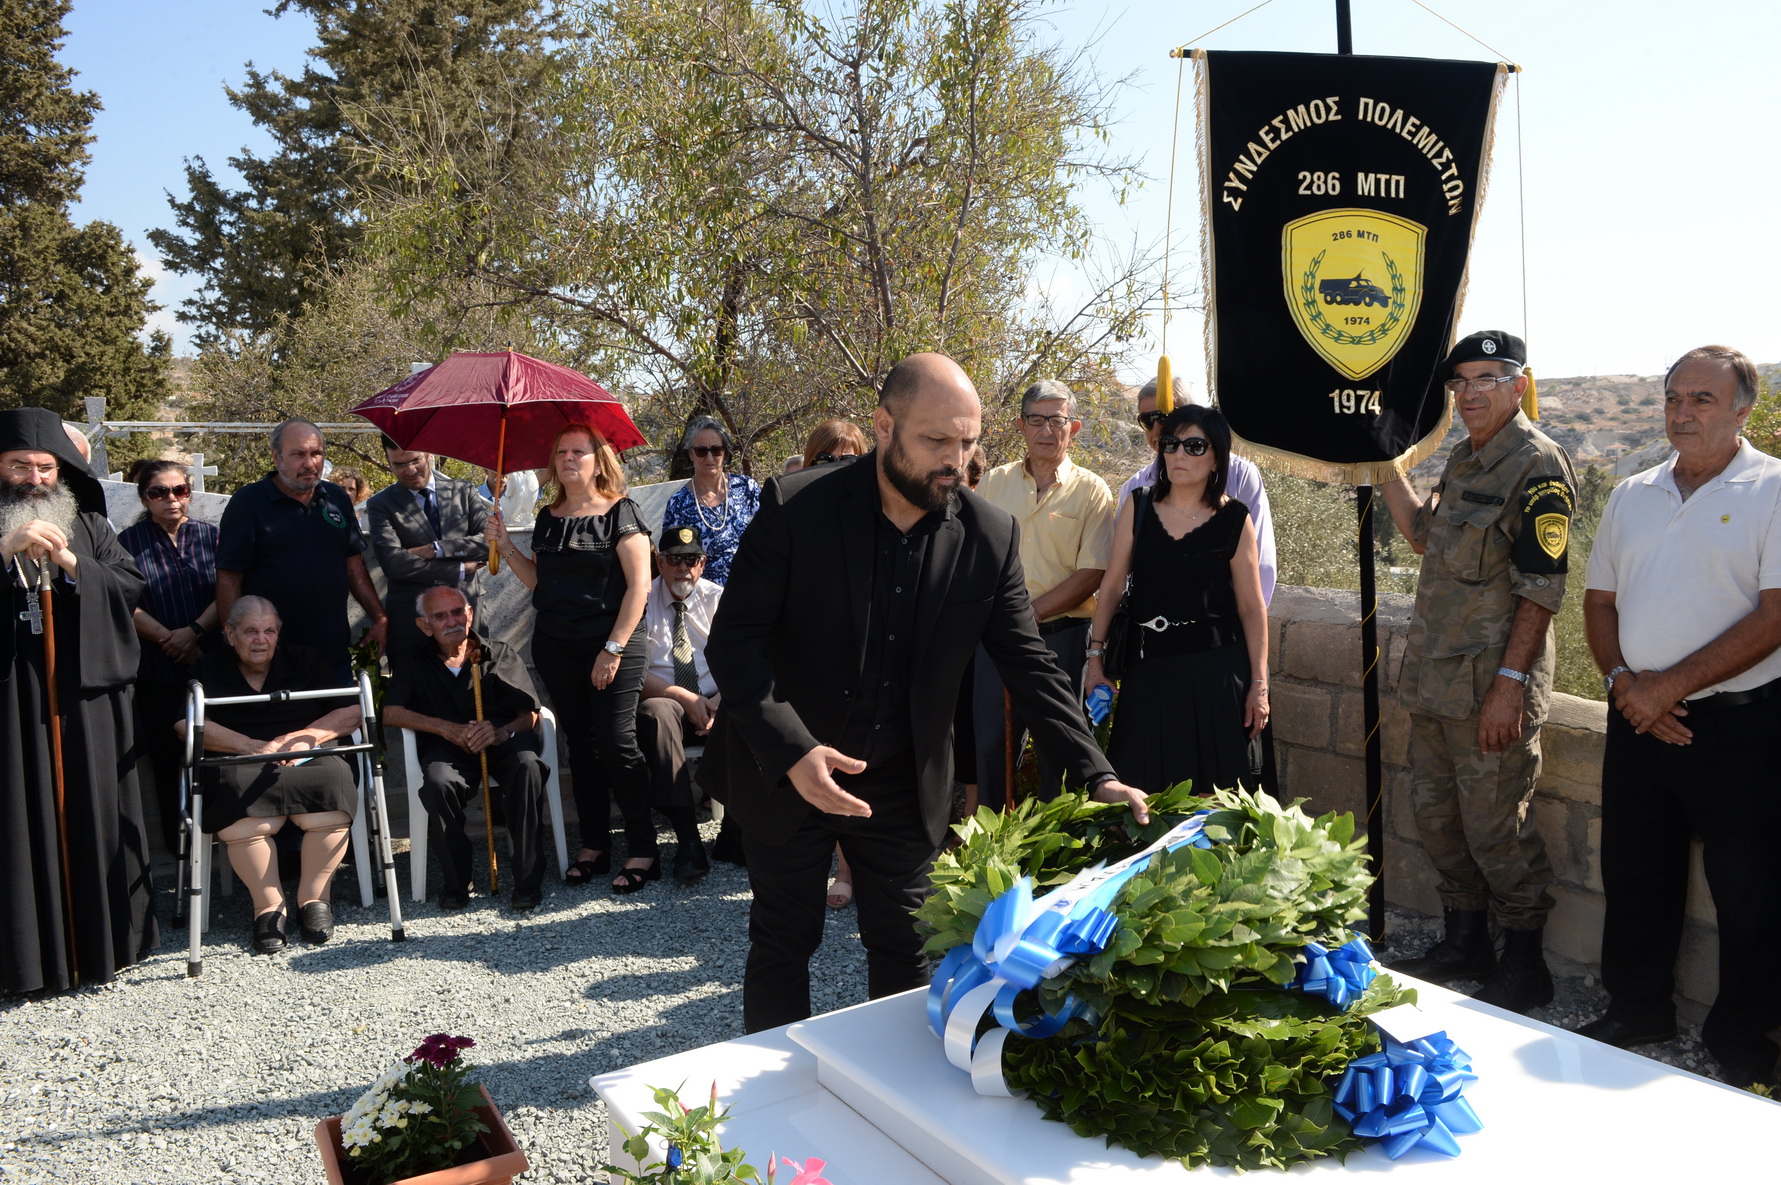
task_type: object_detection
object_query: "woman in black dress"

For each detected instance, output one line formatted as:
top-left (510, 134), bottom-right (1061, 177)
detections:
top-left (1084, 406), bottom-right (1269, 794)
top-left (187, 595), bottom-right (361, 953)
top-left (490, 423), bottom-right (659, 893)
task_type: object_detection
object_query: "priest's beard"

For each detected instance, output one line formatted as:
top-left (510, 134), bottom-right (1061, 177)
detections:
top-left (883, 427), bottom-right (962, 515)
top-left (0, 481), bottom-right (80, 541)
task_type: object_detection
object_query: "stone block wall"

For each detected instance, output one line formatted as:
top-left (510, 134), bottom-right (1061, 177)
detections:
top-left (1268, 586), bottom-right (1721, 1017)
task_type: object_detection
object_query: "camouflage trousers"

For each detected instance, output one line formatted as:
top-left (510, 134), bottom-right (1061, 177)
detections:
top-left (1408, 713), bottom-right (1555, 930)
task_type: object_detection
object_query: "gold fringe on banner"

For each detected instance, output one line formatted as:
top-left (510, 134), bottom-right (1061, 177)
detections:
top-left (1192, 50), bottom-right (1216, 414)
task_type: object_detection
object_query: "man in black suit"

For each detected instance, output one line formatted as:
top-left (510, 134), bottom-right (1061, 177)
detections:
top-left (367, 439), bottom-right (489, 657)
top-left (703, 352), bottom-right (1147, 1032)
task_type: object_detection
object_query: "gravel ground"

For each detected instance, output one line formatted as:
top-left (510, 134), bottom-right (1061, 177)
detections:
top-left (0, 813), bottom-right (872, 1185)
top-left (1, 832), bottom-right (1764, 1185)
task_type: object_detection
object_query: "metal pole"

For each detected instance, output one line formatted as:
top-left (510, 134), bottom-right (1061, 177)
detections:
top-left (1333, 0), bottom-right (1384, 940)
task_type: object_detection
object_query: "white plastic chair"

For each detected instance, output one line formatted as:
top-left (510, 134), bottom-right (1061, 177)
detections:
top-left (178, 672), bottom-right (406, 976)
top-left (396, 705), bottom-right (569, 901)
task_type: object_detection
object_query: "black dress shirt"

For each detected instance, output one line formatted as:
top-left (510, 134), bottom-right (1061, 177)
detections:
top-left (841, 506), bottom-right (944, 765)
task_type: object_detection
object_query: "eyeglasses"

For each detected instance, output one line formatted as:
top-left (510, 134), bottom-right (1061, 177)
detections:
top-left (1443, 376), bottom-right (1518, 395)
top-left (660, 553), bottom-right (703, 567)
top-left (813, 452), bottom-right (852, 464)
top-left (1137, 410), bottom-right (1167, 429)
top-left (688, 445), bottom-right (726, 460)
top-left (1022, 414), bottom-right (1071, 431)
top-left (146, 483), bottom-right (191, 500)
top-left (5, 462), bottom-right (57, 480)
top-left (1159, 436), bottom-right (1211, 456)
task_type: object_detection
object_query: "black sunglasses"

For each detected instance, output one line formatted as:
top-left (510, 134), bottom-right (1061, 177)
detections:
top-left (688, 445), bottom-right (726, 459)
top-left (146, 483), bottom-right (192, 500)
top-left (1159, 436), bottom-right (1210, 456)
top-left (660, 553), bottom-right (703, 567)
top-left (1138, 410), bottom-right (1167, 429)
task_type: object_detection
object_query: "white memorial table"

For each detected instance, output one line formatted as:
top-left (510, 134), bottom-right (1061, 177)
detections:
top-left (593, 978), bottom-right (1781, 1181)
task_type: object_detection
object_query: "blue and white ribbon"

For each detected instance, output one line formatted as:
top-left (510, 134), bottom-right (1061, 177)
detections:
top-left (927, 812), bottom-right (1214, 1095)
top-left (1333, 1033), bottom-right (1483, 1159)
top-left (1290, 936), bottom-right (1378, 1009)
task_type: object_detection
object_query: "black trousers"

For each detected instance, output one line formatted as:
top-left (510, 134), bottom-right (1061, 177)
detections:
top-left (741, 755), bottom-right (939, 1032)
top-left (534, 634), bottom-right (656, 859)
top-left (134, 678), bottom-right (190, 852)
top-left (635, 697), bottom-right (707, 853)
top-left (972, 620), bottom-right (1090, 806)
top-left (1600, 698), bottom-right (1781, 1077)
top-left (418, 732), bottom-right (549, 894)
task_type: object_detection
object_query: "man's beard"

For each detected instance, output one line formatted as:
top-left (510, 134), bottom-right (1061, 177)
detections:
top-left (883, 429), bottom-right (962, 515)
top-left (0, 482), bottom-right (79, 540)
top-left (669, 575), bottom-right (699, 599)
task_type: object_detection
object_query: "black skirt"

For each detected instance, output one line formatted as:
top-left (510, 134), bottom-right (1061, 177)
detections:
top-left (200, 750), bottom-right (358, 832)
top-left (1106, 642), bottom-right (1262, 796)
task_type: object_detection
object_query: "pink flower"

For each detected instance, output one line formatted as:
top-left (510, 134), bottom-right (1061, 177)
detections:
top-left (410, 1033), bottom-right (476, 1068)
top-left (777, 1155), bottom-right (832, 1185)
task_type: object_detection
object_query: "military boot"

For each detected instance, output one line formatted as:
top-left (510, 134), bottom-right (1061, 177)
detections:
top-left (1388, 909), bottom-right (1496, 984)
top-left (1472, 927), bottom-right (1554, 1014)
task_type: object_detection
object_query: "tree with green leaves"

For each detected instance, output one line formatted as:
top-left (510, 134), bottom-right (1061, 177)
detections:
top-left (150, 0), bottom-right (559, 344)
top-left (0, 0), bottom-right (169, 419)
top-left (361, 0), bottom-right (1161, 474)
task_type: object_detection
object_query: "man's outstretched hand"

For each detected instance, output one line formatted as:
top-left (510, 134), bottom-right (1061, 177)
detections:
top-left (1091, 779), bottom-right (1150, 824)
top-left (788, 745), bottom-right (872, 817)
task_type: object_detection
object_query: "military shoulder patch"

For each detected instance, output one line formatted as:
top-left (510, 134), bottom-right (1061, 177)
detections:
top-left (1534, 512), bottom-right (1568, 560)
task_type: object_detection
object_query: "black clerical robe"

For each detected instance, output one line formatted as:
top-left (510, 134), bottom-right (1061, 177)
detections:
top-left (0, 511), bottom-right (157, 993)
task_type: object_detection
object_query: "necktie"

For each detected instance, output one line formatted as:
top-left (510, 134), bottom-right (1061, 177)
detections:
top-left (420, 488), bottom-right (442, 538)
top-left (671, 600), bottom-right (700, 691)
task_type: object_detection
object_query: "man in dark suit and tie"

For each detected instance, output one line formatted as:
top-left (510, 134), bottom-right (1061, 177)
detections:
top-left (703, 352), bottom-right (1148, 1033)
top-left (367, 439), bottom-right (490, 657)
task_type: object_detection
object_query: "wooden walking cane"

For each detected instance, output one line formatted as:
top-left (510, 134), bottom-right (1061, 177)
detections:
top-left (468, 636), bottom-right (499, 894)
top-left (1002, 689), bottom-right (1017, 812)
top-left (29, 556), bottom-right (78, 985)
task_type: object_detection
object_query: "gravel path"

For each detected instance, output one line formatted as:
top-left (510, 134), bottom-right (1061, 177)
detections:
top-left (1, 836), bottom-right (1761, 1184)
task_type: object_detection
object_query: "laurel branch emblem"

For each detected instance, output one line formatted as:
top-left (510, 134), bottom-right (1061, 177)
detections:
top-left (1297, 250), bottom-right (1408, 348)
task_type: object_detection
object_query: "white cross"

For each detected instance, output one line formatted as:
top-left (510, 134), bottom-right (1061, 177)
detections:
top-left (188, 453), bottom-right (220, 495)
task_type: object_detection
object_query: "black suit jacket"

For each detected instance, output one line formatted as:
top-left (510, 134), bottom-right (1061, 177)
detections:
top-left (701, 452), bottom-right (1115, 847)
top-left (366, 474), bottom-right (490, 621)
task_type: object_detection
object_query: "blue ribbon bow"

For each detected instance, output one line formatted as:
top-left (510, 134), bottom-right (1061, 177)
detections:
top-left (1332, 1033), bottom-right (1484, 1159)
top-left (1291, 936), bottom-right (1378, 1010)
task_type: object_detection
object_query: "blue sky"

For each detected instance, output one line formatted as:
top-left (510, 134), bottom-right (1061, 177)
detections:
top-left (58, 0), bottom-right (1781, 386)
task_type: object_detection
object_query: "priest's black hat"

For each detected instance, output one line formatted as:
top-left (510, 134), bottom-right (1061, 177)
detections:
top-left (0, 407), bottom-right (107, 515)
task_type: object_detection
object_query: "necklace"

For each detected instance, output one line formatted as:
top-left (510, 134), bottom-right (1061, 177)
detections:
top-left (692, 476), bottom-right (730, 531)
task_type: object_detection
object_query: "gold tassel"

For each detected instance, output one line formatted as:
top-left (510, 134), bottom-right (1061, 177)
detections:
top-left (1157, 356), bottom-right (1174, 413)
top-left (1521, 366), bottom-right (1539, 420)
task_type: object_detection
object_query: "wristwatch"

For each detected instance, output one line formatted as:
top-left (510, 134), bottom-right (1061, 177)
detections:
top-left (1496, 666), bottom-right (1529, 685)
top-left (1603, 665), bottom-right (1633, 694)
top-left (1085, 640), bottom-right (1107, 659)
top-left (602, 639), bottom-right (625, 657)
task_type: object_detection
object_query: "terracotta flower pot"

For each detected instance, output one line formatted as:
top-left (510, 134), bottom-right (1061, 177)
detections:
top-left (316, 1084), bottom-right (530, 1185)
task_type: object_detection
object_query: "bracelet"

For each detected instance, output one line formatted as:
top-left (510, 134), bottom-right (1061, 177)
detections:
top-left (1496, 666), bottom-right (1529, 685)
top-left (1085, 646), bottom-right (1106, 658)
top-left (190, 621), bottom-right (205, 639)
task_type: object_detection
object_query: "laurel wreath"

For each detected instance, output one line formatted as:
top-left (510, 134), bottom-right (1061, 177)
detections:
top-left (1298, 249), bottom-right (1407, 347)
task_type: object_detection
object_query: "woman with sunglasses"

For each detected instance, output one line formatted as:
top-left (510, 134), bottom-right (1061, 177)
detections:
top-left (119, 461), bottom-right (220, 851)
top-left (1084, 406), bottom-right (1269, 794)
top-left (660, 416), bottom-right (761, 585)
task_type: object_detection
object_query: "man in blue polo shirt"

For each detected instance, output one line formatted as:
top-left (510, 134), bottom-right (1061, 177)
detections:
top-left (216, 419), bottom-right (389, 681)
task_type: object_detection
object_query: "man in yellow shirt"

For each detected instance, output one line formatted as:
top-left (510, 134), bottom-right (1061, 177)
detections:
top-left (972, 380), bottom-right (1115, 807)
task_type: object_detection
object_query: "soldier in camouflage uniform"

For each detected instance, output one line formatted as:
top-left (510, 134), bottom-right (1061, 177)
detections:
top-left (1379, 330), bottom-right (1577, 1014)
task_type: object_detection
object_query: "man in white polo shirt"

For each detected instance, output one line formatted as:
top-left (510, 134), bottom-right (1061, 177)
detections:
top-left (1576, 345), bottom-right (1781, 1089)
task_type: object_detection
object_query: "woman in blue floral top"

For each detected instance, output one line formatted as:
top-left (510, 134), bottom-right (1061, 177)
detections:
top-left (660, 416), bottom-right (761, 585)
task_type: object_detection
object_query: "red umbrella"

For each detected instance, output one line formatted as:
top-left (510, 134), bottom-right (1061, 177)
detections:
top-left (351, 351), bottom-right (648, 573)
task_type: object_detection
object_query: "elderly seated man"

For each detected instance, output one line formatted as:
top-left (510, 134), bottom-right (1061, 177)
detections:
top-left (637, 525), bottom-right (721, 882)
top-left (383, 585), bottom-right (550, 912)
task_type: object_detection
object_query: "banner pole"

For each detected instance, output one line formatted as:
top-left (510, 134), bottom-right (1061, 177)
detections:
top-left (1332, 0), bottom-right (1385, 942)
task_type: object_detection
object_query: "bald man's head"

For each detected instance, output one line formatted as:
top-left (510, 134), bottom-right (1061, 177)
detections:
top-left (878, 352), bottom-right (979, 421)
top-left (872, 352), bottom-right (982, 515)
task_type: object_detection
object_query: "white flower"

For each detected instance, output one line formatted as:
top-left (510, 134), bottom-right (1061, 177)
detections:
top-left (408, 1102), bottom-right (433, 1115)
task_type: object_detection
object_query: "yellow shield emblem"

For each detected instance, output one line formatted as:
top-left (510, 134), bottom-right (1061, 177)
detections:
top-left (1282, 208), bottom-right (1427, 381)
top-left (1535, 513), bottom-right (1568, 560)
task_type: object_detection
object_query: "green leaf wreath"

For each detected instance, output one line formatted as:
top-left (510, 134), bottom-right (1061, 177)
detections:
top-left (916, 786), bottom-right (1413, 1172)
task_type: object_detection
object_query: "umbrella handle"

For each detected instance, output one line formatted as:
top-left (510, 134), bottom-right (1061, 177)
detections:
top-left (489, 416), bottom-right (508, 576)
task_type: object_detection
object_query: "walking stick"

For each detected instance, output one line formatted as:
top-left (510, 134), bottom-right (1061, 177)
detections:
top-left (29, 557), bottom-right (78, 985)
top-left (1002, 688), bottom-right (1017, 812)
top-left (468, 637), bottom-right (499, 894)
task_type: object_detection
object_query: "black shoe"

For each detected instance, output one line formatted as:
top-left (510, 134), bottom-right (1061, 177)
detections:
top-left (611, 860), bottom-right (662, 895)
top-left (439, 888), bottom-right (470, 911)
top-left (252, 909), bottom-right (287, 954)
top-left (510, 887), bottom-right (542, 912)
top-left (297, 900), bottom-right (335, 944)
top-left (1389, 908), bottom-right (1496, 984)
top-left (709, 819), bottom-right (747, 866)
top-left (1574, 1014), bottom-right (1678, 1049)
top-left (673, 843), bottom-right (710, 883)
top-left (1471, 927), bottom-right (1553, 1014)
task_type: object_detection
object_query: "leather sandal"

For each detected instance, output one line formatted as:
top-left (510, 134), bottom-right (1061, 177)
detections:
top-left (564, 851), bottom-right (611, 886)
top-left (611, 861), bottom-right (661, 895)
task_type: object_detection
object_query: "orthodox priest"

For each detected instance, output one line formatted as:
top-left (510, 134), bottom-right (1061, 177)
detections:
top-left (0, 408), bottom-right (156, 993)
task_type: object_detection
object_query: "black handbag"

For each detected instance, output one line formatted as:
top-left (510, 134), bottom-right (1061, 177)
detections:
top-left (1101, 487), bottom-right (1152, 683)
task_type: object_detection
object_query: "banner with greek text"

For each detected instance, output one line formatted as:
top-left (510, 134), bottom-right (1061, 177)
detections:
top-left (1196, 51), bottom-right (1509, 482)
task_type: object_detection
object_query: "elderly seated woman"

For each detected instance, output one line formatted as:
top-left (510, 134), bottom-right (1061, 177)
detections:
top-left (181, 595), bottom-right (362, 954)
